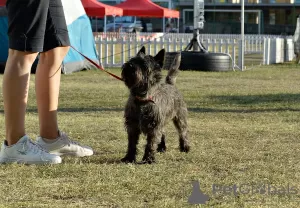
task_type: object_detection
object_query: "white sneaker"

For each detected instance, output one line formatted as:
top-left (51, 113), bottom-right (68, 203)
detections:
top-left (0, 135), bottom-right (62, 165)
top-left (36, 131), bottom-right (93, 157)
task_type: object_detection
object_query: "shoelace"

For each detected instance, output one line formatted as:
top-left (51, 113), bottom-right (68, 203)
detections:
top-left (27, 139), bottom-right (48, 154)
top-left (60, 132), bottom-right (81, 146)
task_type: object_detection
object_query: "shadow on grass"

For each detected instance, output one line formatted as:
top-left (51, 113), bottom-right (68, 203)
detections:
top-left (86, 157), bottom-right (125, 165)
top-left (79, 152), bottom-right (163, 165)
top-left (64, 151), bottom-right (125, 164)
top-left (82, 157), bottom-right (159, 165)
top-left (58, 107), bottom-right (124, 113)
top-left (189, 93), bottom-right (300, 113)
top-left (210, 93), bottom-right (300, 105)
top-left (0, 107), bottom-right (124, 114)
top-left (189, 107), bottom-right (300, 113)
top-left (1, 94), bottom-right (299, 115)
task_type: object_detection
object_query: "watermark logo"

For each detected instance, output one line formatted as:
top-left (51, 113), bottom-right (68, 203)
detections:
top-left (188, 180), bottom-right (299, 205)
top-left (188, 180), bottom-right (210, 205)
top-left (212, 183), bottom-right (298, 196)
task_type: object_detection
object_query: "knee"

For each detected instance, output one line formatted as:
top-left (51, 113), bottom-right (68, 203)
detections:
top-left (57, 46), bottom-right (70, 57)
top-left (39, 46), bottom-right (70, 62)
top-left (59, 46), bottom-right (70, 57)
top-left (8, 49), bottom-right (38, 66)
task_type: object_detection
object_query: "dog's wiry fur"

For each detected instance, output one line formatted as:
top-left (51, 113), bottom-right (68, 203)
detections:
top-left (121, 46), bottom-right (190, 164)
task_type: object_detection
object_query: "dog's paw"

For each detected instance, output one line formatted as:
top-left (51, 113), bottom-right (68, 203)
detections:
top-left (121, 156), bottom-right (136, 163)
top-left (141, 155), bottom-right (156, 164)
top-left (157, 143), bottom-right (167, 153)
top-left (140, 159), bottom-right (156, 164)
top-left (180, 145), bottom-right (190, 153)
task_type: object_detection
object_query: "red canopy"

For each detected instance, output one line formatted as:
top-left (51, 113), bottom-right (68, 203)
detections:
top-left (81, 0), bottom-right (123, 17)
top-left (0, 0), bottom-right (5, 7)
top-left (115, 0), bottom-right (179, 18)
top-left (0, 0), bottom-right (123, 17)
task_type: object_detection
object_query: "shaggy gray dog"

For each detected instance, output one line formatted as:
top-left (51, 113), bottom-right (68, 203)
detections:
top-left (121, 46), bottom-right (190, 164)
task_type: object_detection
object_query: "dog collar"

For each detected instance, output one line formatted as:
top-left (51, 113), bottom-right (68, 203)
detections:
top-left (135, 95), bottom-right (155, 103)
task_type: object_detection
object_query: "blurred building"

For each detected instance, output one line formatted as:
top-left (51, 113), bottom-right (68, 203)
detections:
top-left (99, 0), bottom-right (299, 34)
top-left (178, 0), bottom-right (299, 34)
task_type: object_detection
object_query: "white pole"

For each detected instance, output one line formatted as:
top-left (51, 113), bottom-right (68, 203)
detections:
top-left (96, 17), bottom-right (98, 32)
top-left (113, 15), bottom-right (116, 32)
top-left (258, 11), bottom-right (261, 34)
top-left (104, 16), bottom-right (107, 33)
top-left (240, 0), bottom-right (245, 71)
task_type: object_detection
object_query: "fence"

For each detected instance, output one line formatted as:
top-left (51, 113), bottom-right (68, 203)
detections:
top-left (263, 38), bottom-right (294, 65)
top-left (94, 32), bottom-right (295, 70)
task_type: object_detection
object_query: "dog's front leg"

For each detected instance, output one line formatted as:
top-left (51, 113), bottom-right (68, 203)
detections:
top-left (121, 127), bottom-right (140, 163)
top-left (142, 132), bottom-right (160, 164)
top-left (157, 133), bottom-right (166, 153)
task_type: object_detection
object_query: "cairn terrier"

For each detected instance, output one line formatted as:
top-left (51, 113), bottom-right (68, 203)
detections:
top-left (121, 46), bottom-right (190, 164)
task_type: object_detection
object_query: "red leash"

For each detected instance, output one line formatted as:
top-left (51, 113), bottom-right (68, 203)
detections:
top-left (71, 46), bottom-right (157, 103)
top-left (70, 46), bottom-right (123, 81)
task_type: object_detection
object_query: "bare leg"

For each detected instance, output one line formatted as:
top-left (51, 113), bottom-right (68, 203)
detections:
top-left (35, 46), bottom-right (69, 139)
top-left (3, 49), bottom-right (38, 145)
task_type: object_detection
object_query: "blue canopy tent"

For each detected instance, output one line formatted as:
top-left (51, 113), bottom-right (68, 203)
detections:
top-left (0, 0), bottom-right (99, 74)
top-left (0, 6), bottom-right (8, 72)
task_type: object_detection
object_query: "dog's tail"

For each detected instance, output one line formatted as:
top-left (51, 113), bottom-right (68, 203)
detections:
top-left (166, 53), bottom-right (181, 85)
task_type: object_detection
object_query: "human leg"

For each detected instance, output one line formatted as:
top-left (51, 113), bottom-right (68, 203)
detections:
top-left (3, 50), bottom-right (37, 145)
top-left (35, 0), bottom-right (70, 139)
top-left (35, 46), bottom-right (69, 139)
top-left (35, 0), bottom-right (93, 157)
top-left (0, 0), bottom-right (62, 164)
top-left (3, 0), bottom-right (50, 145)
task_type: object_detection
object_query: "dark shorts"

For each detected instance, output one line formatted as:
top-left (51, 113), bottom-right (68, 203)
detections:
top-left (6, 0), bottom-right (70, 52)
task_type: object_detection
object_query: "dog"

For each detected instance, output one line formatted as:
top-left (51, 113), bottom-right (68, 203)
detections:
top-left (121, 46), bottom-right (190, 164)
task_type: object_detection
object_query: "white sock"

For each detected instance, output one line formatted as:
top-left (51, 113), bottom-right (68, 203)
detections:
top-left (42, 137), bottom-right (59, 144)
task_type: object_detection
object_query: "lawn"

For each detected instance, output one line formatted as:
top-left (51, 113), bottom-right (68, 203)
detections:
top-left (0, 63), bottom-right (300, 207)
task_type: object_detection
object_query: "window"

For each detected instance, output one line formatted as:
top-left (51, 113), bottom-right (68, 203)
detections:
top-left (115, 16), bottom-right (135, 23)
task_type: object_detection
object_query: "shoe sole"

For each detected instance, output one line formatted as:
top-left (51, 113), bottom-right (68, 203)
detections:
top-left (50, 151), bottom-right (94, 157)
top-left (0, 158), bottom-right (62, 165)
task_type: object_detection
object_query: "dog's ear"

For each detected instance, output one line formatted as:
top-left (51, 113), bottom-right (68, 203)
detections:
top-left (137, 46), bottom-right (146, 57)
top-left (154, 49), bottom-right (165, 68)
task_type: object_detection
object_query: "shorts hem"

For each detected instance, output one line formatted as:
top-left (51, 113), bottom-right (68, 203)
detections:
top-left (43, 33), bottom-right (70, 52)
top-left (8, 32), bottom-right (70, 53)
top-left (9, 35), bottom-right (44, 52)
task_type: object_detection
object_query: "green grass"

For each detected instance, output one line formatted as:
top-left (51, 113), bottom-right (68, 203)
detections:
top-left (1, 63), bottom-right (300, 207)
